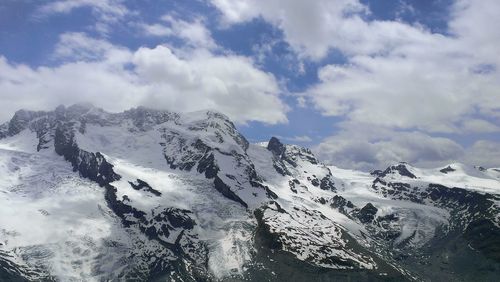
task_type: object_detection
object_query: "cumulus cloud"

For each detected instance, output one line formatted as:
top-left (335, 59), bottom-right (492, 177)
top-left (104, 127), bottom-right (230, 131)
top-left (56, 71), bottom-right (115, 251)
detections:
top-left (0, 33), bottom-right (288, 124)
top-left (302, 0), bottom-right (499, 133)
top-left (306, 51), bottom-right (500, 132)
top-left (211, 0), bottom-right (500, 133)
top-left (131, 45), bottom-right (287, 123)
top-left (211, 0), bottom-right (500, 169)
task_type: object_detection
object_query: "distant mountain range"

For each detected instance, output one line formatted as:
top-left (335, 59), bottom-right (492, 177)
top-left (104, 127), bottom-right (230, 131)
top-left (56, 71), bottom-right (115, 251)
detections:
top-left (1, 104), bottom-right (499, 281)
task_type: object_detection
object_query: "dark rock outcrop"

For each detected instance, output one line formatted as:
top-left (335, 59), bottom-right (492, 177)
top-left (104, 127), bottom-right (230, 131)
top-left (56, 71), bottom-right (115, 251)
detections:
top-left (379, 163), bottom-right (417, 179)
top-left (267, 137), bottom-right (286, 157)
top-left (320, 176), bottom-right (336, 191)
top-left (440, 166), bottom-right (456, 174)
top-left (54, 123), bottom-right (120, 186)
top-left (464, 219), bottom-right (500, 262)
top-left (214, 176), bottom-right (248, 208)
top-left (356, 203), bottom-right (378, 223)
top-left (129, 179), bottom-right (162, 196)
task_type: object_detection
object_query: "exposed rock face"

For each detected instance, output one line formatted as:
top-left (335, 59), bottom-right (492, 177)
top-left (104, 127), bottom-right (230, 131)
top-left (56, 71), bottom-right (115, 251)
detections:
top-left (379, 163), bottom-right (417, 179)
top-left (266, 137), bottom-right (292, 176)
top-left (213, 175), bottom-right (248, 208)
top-left (265, 137), bottom-right (336, 192)
top-left (254, 202), bottom-right (376, 270)
top-left (464, 219), bottom-right (500, 261)
top-left (356, 203), bottom-right (378, 223)
top-left (267, 136), bottom-right (286, 157)
top-left (328, 195), bottom-right (355, 213)
top-left (440, 165), bottom-right (456, 174)
top-left (53, 110), bottom-right (121, 186)
top-left (129, 179), bottom-right (162, 196)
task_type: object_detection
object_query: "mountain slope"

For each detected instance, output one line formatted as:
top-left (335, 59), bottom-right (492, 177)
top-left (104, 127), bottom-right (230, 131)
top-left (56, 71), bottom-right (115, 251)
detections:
top-left (0, 104), bottom-right (499, 281)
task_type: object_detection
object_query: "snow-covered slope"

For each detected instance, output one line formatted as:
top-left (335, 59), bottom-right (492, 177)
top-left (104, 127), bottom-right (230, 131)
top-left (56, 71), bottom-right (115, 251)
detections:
top-left (0, 146), bottom-right (137, 281)
top-left (0, 104), bottom-right (499, 281)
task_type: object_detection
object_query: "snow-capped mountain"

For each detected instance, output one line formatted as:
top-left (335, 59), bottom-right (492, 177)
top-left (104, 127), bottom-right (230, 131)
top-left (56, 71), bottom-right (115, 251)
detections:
top-left (0, 104), bottom-right (499, 281)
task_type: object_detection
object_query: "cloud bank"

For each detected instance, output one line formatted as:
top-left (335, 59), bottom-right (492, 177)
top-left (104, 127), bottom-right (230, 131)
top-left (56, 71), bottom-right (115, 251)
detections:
top-left (0, 32), bottom-right (288, 125)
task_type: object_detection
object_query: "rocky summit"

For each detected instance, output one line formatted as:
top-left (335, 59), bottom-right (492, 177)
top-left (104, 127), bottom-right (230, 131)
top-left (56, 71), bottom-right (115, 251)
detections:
top-left (0, 104), bottom-right (499, 281)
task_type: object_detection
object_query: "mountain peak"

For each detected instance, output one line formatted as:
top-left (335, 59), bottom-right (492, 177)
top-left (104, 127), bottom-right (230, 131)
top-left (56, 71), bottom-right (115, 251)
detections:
top-left (374, 162), bottom-right (417, 179)
top-left (8, 108), bottom-right (47, 136)
top-left (440, 165), bottom-right (456, 174)
top-left (2, 105), bottom-right (499, 281)
top-left (267, 136), bottom-right (285, 157)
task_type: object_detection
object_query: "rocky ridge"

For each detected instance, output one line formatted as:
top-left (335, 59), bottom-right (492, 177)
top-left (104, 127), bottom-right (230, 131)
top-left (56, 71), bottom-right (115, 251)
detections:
top-left (0, 104), bottom-right (499, 281)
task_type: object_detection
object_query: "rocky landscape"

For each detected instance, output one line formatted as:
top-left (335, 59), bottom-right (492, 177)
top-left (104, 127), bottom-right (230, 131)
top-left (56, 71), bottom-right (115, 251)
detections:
top-left (0, 104), bottom-right (499, 281)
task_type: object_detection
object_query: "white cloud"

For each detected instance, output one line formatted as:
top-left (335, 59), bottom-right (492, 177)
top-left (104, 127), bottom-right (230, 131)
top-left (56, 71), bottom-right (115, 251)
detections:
top-left (211, 0), bottom-right (500, 134)
top-left (6, 0), bottom-right (498, 171)
top-left (139, 23), bottom-right (172, 37)
top-left (449, 0), bottom-right (500, 67)
top-left (299, 0), bottom-right (500, 170)
top-left (210, 0), bottom-right (439, 60)
top-left (306, 50), bottom-right (500, 132)
top-left (314, 127), bottom-right (465, 171)
top-left (162, 15), bottom-right (217, 49)
top-left (53, 32), bottom-right (131, 63)
top-left (0, 33), bottom-right (287, 125)
top-left (211, 0), bottom-right (368, 59)
top-left (37, 0), bottom-right (130, 33)
top-left (315, 121), bottom-right (500, 170)
top-left (138, 15), bottom-right (216, 49)
top-left (464, 140), bottom-right (500, 168)
top-left (301, 0), bottom-right (500, 133)
top-left (131, 45), bottom-right (287, 123)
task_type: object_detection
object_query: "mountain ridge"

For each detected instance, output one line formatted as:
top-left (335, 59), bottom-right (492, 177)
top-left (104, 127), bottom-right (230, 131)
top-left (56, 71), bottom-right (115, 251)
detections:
top-left (0, 104), bottom-right (499, 281)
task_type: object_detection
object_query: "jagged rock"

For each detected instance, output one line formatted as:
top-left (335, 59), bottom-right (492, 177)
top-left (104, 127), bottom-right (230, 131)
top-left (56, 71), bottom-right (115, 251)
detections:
top-left (54, 121), bottom-right (120, 186)
top-left (105, 184), bottom-right (147, 227)
top-left (329, 195), bottom-right (355, 213)
top-left (379, 163), bottom-right (417, 179)
top-left (267, 137), bottom-right (286, 157)
top-left (356, 203), bottom-right (378, 223)
top-left (129, 179), bottom-right (162, 196)
top-left (440, 165), bottom-right (456, 174)
top-left (214, 176), bottom-right (248, 208)
top-left (320, 176), bottom-right (336, 191)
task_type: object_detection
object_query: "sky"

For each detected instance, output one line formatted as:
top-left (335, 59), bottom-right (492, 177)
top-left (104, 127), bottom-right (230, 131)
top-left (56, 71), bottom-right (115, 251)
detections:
top-left (0, 0), bottom-right (499, 170)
